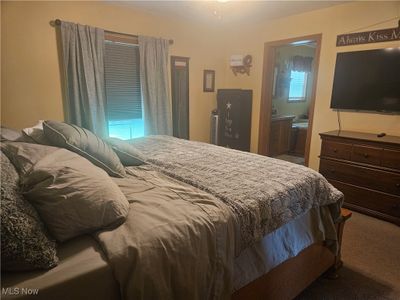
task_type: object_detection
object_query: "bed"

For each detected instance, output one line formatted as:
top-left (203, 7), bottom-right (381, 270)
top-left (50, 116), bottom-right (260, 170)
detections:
top-left (2, 207), bottom-right (350, 300)
top-left (1, 129), bottom-right (349, 300)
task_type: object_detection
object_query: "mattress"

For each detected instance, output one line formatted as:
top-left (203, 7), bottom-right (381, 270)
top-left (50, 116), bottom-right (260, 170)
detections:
top-left (1, 235), bottom-right (119, 300)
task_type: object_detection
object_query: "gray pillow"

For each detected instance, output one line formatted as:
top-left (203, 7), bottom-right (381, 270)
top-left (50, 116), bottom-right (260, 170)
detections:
top-left (106, 138), bottom-right (145, 166)
top-left (1, 142), bottom-right (60, 176)
top-left (43, 120), bottom-right (126, 177)
top-left (1, 151), bottom-right (58, 271)
top-left (21, 148), bottom-right (130, 242)
top-left (1, 126), bottom-right (22, 142)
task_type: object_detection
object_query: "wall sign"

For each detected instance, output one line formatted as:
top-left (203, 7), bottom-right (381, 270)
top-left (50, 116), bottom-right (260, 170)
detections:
top-left (336, 26), bottom-right (400, 47)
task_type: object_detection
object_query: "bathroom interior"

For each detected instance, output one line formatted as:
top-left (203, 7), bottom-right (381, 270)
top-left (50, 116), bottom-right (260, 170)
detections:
top-left (270, 41), bottom-right (316, 165)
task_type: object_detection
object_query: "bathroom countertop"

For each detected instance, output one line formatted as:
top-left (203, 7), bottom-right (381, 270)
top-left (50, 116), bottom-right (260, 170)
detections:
top-left (271, 115), bottom-right (296, 121)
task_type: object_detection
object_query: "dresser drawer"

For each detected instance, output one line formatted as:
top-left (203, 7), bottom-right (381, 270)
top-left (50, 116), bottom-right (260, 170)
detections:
top-left (329, 180), bottom-right (400, 219)
top-left (321, 140), bottom-right (352, 160)
top-left (351, 145), bottom-right (382, 166)
top-left (382, 149), bottom-right (400, 170)
top-left (320, 159), bottom-right (400, 196)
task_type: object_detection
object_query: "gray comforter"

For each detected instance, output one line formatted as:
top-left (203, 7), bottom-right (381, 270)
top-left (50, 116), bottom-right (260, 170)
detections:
top-left (95, 167), bottom-right (236, 300)
top-left (95, 136), bottom-right (343, 300)
top-left (128, 136), bottom-right (343, 253)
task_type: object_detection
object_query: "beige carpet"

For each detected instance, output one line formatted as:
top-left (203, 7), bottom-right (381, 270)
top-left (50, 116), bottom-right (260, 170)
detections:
top-left (297, 211), bottom-right (400, 299)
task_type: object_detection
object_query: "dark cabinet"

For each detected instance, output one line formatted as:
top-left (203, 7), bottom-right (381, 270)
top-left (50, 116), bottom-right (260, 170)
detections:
top-left (217, 89), bottom-right (252, 151)
top-left (269, 116), bottom-right (294, 156)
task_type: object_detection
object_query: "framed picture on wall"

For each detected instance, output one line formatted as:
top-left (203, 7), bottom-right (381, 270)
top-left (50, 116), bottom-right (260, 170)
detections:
top-left (203, 70), bottom-right (215, 92)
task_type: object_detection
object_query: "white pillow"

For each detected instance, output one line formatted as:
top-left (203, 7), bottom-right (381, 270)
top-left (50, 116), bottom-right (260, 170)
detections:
top-left (22, 120), bottom-right (44, 135)
top-left (22, 120), bottom-right (49, 144)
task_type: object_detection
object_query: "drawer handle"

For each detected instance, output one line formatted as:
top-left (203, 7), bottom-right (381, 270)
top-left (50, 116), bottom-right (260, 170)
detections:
top-left (333, 148), bottom-right (338, 153)
top-left (363, 153), bottom-right (369, 158)
top-left (396, 183), bottom-right (400, 188)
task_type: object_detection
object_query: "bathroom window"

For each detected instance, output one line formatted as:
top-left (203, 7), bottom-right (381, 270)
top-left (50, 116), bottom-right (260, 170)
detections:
top-left (288, 70), bottom-right (307, 102)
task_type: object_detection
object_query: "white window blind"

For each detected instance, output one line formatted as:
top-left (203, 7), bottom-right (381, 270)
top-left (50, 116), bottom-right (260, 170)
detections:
top-left (104, 40), bottom-right (144, 139)
top-left (288, 70), bottom-right (307, 101)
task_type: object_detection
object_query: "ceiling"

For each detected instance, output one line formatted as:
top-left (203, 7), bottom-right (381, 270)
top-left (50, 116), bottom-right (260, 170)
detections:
top-left (112, 1), bottom-right (347, 25)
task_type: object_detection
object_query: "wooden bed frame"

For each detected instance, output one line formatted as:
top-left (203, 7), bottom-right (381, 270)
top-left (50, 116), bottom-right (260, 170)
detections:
top-left (233, 208), bottom-right (352, 300)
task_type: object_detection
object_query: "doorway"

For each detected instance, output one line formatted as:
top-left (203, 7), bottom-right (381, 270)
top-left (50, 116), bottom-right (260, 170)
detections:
top-left (258, 34), bottom-right (322, 166)
top-left (171, 56), bottom-right (190, 139)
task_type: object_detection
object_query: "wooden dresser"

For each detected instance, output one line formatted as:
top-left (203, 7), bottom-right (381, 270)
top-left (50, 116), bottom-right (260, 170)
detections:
top-left (319, 130), bottom-right (400, 225)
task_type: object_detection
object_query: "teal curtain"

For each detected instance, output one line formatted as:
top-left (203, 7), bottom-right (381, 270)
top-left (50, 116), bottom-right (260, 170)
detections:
top-left (138, 36), bottom-right (172, 136)
top-left (60, 21), bottom-right (107, 137)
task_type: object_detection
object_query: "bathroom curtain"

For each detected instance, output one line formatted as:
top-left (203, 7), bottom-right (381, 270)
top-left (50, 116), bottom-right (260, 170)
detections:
top-left (291, 55), bottom-right (314, 73)
top-left (60, 21), bottom-right (107, 137)
top-left (138, 36), bottom-right (172, 135)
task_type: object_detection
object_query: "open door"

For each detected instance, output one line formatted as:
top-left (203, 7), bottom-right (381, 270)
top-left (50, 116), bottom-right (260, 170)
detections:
top-left (258, 34), bottom-right (322, 166)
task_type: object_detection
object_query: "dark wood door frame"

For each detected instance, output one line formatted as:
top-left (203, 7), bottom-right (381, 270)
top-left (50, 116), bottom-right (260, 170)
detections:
top-left (258, 34), bottom-right (322, 166)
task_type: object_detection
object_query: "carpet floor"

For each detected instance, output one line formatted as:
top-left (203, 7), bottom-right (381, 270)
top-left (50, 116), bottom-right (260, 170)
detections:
top-left (297, 211), bottom-right (400, 300)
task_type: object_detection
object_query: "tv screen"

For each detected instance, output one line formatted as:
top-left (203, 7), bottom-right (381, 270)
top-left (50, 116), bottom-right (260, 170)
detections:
top-left (330, 48), bottom-right (400, 113)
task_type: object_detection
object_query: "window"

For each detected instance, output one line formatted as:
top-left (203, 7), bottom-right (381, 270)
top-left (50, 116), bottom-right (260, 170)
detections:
top-left (288, 70), bottom-right (307, 101)
top-left (104, 39), bottom-right (143, 139)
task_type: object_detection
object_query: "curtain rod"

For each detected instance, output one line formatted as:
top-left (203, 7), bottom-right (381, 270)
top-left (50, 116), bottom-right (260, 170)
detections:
top-left (51, 19), bottom-right (174, 45)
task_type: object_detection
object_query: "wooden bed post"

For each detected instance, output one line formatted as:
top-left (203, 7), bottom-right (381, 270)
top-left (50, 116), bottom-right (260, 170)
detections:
top-left (330, 208), bottom-right (352, 276)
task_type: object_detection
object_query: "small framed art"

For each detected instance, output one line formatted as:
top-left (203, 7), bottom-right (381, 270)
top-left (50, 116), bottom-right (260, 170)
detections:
top-left (203, 70), bottom-right (215, 92)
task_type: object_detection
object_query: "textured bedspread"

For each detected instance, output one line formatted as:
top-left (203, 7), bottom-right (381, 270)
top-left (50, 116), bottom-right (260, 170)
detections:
top-left (128, 136), bottom-right (343, 253)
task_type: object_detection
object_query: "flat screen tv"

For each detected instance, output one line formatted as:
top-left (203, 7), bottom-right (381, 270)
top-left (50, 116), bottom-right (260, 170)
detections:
top-left (330, 48), bottom-right (400, 113)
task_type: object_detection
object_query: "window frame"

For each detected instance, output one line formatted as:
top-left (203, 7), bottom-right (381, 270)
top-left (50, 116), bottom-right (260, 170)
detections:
top-left (287, 70), bottom-right (308, 103)
top-left (104, 31), bottom-right (138, 45)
